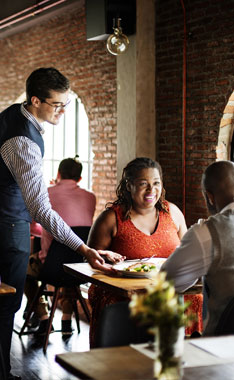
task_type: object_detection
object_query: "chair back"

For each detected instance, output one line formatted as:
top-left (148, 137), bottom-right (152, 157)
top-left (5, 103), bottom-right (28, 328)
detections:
top-left (39, 226), bottom-right (91, 287)
top-left (215, 296), bottom-right (234, 336)
top-left (95, 301), bottom-right (152, 348)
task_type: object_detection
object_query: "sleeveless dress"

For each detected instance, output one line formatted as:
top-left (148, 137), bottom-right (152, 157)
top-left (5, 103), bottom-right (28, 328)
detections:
top-left (88, 203), bottom-right (203, 347)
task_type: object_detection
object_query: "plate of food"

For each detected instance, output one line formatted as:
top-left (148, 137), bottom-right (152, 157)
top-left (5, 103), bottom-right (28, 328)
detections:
top-left (113, 257), bottom-right (166, 278)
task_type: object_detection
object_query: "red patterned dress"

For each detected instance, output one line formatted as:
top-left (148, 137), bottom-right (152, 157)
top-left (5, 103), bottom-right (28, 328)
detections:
top-left (88, 203), bottom-right (203, 347)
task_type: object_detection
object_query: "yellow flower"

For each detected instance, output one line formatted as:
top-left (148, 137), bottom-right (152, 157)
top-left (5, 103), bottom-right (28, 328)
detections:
top-left (166, 298), bottom-right (177, 308)
top-left (129, 271), bottom-right (191, 329)
top-left (154, 358), bottom-right (162, 377)
top-left (129, 271), bottom-right (194, 379)
top-left (164, 286), bottom-right (175, 301)
top-left (148, 271), bottom-right (167, 293)
top-left (129, 293), bottom-right (147, 316)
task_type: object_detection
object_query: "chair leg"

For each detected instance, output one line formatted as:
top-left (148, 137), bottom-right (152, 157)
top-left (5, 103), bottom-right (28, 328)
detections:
top-left (74, 286), bottom-right (91, 323)
top-left (18, 282), bottom-right (45, 337)
top-left (72, 297), bottom-right (80, 334)
top-left (43, 287), bottom-right (60, 354)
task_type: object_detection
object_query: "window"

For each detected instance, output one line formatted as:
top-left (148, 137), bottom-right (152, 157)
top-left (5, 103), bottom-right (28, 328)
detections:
top-left (43, 92), bottom-right (93, 189)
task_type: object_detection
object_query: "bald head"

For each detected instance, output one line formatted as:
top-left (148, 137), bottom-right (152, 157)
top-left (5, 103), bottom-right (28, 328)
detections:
top-left (202, 160), bottom-right (234, 212)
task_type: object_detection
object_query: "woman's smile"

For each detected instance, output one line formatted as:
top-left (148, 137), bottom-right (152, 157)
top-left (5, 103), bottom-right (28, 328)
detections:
top-left (144, 194), bottom-right (156, 203)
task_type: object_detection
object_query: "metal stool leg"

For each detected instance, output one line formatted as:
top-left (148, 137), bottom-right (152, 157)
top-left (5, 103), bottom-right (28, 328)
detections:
top-left (72, 296), bottom-right (81, 334)
top-left (75, 286), bottom-right (91, 323)
top-left (43, 287), bottom-right (60, 354)
top-left (18, 282), bottom-right (45, 336)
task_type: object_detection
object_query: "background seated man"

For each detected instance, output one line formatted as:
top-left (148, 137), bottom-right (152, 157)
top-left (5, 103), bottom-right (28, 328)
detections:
top-left (162, 160), bottom-right (234, 336)
top-left (25, 155), bottom-right (96, 336)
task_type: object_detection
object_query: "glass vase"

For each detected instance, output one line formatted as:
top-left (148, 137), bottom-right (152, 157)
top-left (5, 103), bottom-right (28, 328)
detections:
top-left (153, 326), bottom-right (184, 380)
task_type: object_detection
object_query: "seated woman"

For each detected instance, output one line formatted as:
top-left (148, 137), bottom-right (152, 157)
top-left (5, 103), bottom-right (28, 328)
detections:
top-left (88, 157), bottom-right (203, 347)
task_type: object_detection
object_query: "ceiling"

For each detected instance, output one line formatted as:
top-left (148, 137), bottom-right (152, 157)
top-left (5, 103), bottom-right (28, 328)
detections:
top-left (0, 0), bottom-right (83, 39)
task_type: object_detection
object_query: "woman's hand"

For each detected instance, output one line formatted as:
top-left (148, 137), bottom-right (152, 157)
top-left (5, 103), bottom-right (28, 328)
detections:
top-left (98, 250), bottom-right (126, 264)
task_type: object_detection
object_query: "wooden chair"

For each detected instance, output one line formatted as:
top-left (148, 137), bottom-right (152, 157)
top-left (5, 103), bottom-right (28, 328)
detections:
top-left (19, 226), bottom-right (91, 353)
top-left (95, 301), bottom-right (152, 348)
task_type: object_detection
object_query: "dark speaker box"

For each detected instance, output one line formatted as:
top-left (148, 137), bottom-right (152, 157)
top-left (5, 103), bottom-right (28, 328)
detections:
top-left (86, 0), bottom-right (136, 41)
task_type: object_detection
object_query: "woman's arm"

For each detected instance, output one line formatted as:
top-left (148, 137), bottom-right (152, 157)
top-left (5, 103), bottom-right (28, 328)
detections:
top-left (87, 209), bottom-right (123, 263)
top-left (168, 202), bottom-right (187, 240)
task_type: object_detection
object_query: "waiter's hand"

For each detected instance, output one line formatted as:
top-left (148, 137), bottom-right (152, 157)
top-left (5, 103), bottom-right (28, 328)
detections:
top-left (98, 250), bottom-right (125, 264)
top-left (77, 244), bottom-right (122, 274)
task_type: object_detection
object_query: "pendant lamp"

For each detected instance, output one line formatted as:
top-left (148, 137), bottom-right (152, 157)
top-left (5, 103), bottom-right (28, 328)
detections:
top-left (106, 18), bottom-right (129, 55)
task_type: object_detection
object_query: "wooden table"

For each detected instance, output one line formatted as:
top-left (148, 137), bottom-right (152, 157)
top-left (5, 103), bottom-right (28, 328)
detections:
top-left (64, 263), bottom-right (156, 297)
top-left (63, 263), bottom-right (202, 297)
top-left (56, 346), bottom-right (153, 379)
top-left (0, 282), bottom-right (16, 295)
top-left (55, 341), bottom-right (234, 380)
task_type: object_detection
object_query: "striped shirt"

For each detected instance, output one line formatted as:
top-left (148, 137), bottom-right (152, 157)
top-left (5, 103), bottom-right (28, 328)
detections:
top-left (0, 103), bottom-right (84, 251)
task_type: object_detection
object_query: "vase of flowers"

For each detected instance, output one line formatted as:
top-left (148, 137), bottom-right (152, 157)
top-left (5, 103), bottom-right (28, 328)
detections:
top-left (129, 271), bottom-right (192, 379)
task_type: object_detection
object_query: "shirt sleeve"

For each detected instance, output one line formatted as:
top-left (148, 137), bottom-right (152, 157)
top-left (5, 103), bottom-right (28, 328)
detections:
top-left (161, 222), bottom-right (213, 293)
top-left (0, 136), bottom-right (84, 251)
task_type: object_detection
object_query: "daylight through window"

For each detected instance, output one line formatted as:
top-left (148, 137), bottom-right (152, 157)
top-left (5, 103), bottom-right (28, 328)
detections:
top-left (43, 93), bottom-right (93, 190)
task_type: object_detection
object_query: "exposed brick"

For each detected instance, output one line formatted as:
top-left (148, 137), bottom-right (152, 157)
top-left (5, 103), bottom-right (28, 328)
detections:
top-left (0, 5), bottom-right (117, 217)
top-left (156, 0), bottom-right (234, 225)
top-left (1, 0), bottom-right (234, 227)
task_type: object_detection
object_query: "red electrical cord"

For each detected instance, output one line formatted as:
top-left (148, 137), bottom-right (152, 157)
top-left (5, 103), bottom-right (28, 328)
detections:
top-left (180, 0), bottom-right (187, 216)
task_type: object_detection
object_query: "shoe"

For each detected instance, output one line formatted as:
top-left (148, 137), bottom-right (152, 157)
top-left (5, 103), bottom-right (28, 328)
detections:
top-left (34, 319), bottom-right (54, 336)
top-left (27, 313), bottom-right (40, 329)
top-left (23, 302), bottom-right (40, 329)
top-left (62, 320), bottom-right (73, 336)
top-left (8, 374), bottom-right (21, 380)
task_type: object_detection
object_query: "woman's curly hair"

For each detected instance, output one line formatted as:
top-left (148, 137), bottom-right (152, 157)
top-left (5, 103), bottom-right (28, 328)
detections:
top-left (106, 157), bottom-right (168, 219)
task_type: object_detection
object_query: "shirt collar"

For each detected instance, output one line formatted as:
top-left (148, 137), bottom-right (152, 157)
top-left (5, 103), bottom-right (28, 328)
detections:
top-left (220, 202), bottom-right (234, 213)
top-left (21, 102), bottom-right (45, 134)
top-left (57, 179), bottom-right (79, 186)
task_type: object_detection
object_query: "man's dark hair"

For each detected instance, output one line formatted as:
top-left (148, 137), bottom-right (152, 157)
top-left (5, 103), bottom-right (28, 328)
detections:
top-left (26, 67), bottom-right (70, 104)
top-left (58, 155), bottom-right (82, 181)
top-left (202, 160), bottom-right (234, 195)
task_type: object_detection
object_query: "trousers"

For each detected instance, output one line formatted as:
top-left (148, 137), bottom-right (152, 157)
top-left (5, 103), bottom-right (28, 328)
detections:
top-left (25, 251), bottom-right (76, 318)
top-left (0, 219), bottom-right (30, 376)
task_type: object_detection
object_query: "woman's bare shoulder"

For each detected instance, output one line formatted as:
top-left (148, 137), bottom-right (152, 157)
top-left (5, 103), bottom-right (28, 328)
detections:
top-left (95, 207), bottom-right (116, 223)
top-left (91, 208), bottom-right (118, 234)
top-left (88, 207), bottom-right (117, 248)
top-left (167, 201), bottom-right (187, 237)
top-left (168, 201), bottom-right (183, 215)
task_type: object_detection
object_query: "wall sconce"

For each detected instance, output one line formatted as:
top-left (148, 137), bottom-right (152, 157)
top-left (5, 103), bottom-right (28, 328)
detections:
top-left (106, 18), bottom-right (129, 55)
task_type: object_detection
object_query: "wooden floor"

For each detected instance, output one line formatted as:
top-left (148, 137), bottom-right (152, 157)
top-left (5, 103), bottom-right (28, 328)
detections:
top-left (11, 295), bottom-right (90, 380)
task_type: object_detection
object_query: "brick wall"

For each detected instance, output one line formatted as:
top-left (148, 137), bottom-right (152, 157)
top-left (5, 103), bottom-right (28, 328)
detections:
top-left (156, 0), bottom-right (234, 226)
top-left (1, 1), bottom-right (234, 226)
top-left (0, 4), bottom-right (117, 216)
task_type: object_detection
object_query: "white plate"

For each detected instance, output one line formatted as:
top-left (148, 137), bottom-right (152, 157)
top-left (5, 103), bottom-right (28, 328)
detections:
top-left (113, 258), bottom-right (166, 278)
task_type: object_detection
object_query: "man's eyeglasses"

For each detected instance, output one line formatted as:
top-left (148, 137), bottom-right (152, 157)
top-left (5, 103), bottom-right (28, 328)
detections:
top-left (41, 99), bottom-right (71, 113)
